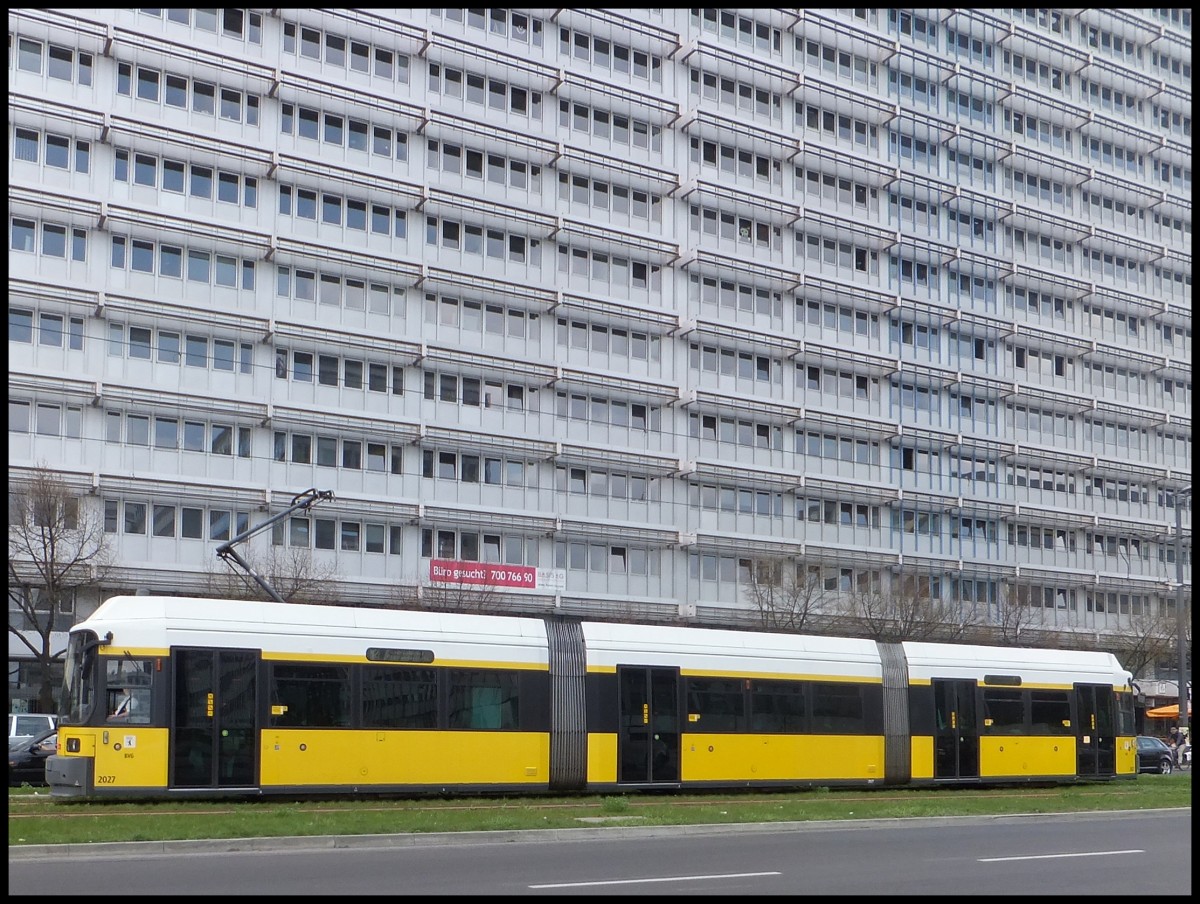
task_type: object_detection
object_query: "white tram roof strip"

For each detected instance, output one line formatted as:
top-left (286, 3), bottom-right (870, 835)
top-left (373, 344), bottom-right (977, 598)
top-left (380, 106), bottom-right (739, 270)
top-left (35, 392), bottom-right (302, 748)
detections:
top-left (581, 620), bottom-right (883, 679)
top-left (84, 596), bottom-right (550, 665)
top-left (79, 596), bottom-right (1133, 687)
top-left (902, 641), bottom-right (1130, 689)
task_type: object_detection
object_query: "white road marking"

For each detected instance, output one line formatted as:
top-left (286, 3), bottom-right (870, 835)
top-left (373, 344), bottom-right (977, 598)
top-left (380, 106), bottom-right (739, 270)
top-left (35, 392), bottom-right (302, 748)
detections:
top-left (530, 871), bottom-right (781, 889)
top-left (979, 850), bottom-right (1144, 863)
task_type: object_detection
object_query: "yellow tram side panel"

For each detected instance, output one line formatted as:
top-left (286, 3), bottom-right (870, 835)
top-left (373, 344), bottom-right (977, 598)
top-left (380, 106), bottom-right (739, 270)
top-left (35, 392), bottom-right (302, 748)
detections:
top-left (977, 735), bottom-right (1076, 778)
top-left (909, 734), bottom-right (935, 780)
top-left (586, 733), bottom-right (888, 784)
top-left (59, 726), bottom-right (170, 789)
top-left (977, 734), bottom-right (1140, 778)
top-left (260, 729), bottom-right (551, 787)
top-left (681, 733), bottom-right (885, 782)
top-left (587, 732), bottom-right (618, 784)
top-left (1117, 734), bottom-right (1138, 776)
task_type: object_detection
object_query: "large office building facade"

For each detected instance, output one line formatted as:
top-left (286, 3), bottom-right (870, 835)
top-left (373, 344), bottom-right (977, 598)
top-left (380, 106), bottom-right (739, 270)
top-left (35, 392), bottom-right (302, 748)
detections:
top-left (8, 9), bottom-right (1192, 699)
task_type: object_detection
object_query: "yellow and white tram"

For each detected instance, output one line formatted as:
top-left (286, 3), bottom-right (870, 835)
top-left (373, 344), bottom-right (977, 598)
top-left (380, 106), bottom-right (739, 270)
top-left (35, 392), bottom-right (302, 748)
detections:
top-left (47, 595), bottom-right (1137, 799)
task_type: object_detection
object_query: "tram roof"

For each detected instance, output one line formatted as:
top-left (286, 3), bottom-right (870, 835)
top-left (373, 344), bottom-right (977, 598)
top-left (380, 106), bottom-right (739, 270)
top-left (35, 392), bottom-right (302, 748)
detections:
top-left (901, 641), bottom-right (1131, 687)
top-left (81, 596), bottom-right (551, 664)
top-left (77, 596), bottom-right (1132, 687)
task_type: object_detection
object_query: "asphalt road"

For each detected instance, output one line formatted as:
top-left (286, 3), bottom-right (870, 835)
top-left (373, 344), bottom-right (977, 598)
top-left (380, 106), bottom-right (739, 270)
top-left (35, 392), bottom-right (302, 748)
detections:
top-left (9, 809), bottom-right (1190, 895)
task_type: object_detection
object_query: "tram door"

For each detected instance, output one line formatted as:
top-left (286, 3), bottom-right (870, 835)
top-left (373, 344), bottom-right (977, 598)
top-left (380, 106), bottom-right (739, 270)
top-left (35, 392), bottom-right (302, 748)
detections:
top-left (1074, 684), bottom-right (1116, 777)
top-left (170, 648), bottom-right (259, 789)
top-left (932, 678), bottom-right (979, 780)
top-left (616, 666), bottom-right (680, 784)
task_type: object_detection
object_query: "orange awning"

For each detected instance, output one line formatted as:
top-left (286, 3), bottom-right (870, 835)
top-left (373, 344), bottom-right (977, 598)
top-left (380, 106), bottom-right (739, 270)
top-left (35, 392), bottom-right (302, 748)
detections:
top-left (1145, 703), bottom-right (1192, 719)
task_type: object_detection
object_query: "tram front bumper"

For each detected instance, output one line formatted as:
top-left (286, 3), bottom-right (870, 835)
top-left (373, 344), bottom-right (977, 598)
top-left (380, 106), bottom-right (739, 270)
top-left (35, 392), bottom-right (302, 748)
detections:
top-left (46, 754), bottom-right (91, 798)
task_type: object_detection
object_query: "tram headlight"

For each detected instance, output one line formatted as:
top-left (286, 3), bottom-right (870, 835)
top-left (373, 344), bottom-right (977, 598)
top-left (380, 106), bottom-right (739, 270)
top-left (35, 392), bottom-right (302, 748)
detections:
top-left (66, 737), bottom-right (81, 753)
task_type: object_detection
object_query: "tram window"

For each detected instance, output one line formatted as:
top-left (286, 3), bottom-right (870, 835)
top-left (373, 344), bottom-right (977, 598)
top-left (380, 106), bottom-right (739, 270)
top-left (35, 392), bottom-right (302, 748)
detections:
top-left (447, 670), bottom-right (518, 730)
top-left (105, 659), bottom-right (153, 724)
top-left (685, 677), bottom-right (744, 732)
top-left (811, 683), bottom-right (864, 733)
top-left (362, 666), bottom-right (437, 729)
top-left (1117, 693), bottom-right (1136, 736)
top-left (982, 688), bottom-right (1025, 735)
top-left (269, 664), bottom-right (351, 727)
top-left (1029, 690), bottom-right (1071, 735)
top-left (750, 680), bottom-right (806, 733)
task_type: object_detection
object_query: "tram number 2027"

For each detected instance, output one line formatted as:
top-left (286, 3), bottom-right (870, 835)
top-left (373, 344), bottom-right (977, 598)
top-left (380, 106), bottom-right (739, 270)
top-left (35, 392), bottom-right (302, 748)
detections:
top-left (96, 775), bottom-right (117, 784)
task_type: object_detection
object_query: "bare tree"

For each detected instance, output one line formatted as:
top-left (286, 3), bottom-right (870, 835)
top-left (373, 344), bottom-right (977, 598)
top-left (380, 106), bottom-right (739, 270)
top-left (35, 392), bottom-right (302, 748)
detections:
top-left (206, 545), bottom-right (341, 605)
top-left (838, 570), bottom-right (980, 643)
top-left (392, 576), bottom-right (503, 614)
top-left (8, 467), bottom-right (111, 713)
top-left (990, 589), bottom-right (1045, 646)
top-left (1104, 604), bottom-right (1184, 681)
top-left (743, 557), bottom-right (829, 632)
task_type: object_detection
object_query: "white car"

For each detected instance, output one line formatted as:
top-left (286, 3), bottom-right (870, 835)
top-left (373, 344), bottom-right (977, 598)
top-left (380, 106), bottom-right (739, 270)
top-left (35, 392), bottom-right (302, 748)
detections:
top-left (8, 713), bottom-right (58, 747)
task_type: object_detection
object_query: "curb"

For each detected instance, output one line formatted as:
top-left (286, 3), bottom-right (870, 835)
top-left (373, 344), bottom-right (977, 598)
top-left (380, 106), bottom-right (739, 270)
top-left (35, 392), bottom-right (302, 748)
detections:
top-left (9, 808), bottom-right (1186, 861)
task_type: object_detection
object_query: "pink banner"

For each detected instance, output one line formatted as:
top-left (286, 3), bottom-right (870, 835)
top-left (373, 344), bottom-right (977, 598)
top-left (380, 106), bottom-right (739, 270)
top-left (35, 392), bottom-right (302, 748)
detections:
top-left (429, 559), bottom-right (538, 588)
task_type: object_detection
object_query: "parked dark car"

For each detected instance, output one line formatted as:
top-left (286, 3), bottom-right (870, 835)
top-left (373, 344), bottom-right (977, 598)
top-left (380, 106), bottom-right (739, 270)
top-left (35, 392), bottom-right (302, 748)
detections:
top-left (1135, 735), bottom-right (1175, 774)
top-left (8, 729), bottom-right (56, 786)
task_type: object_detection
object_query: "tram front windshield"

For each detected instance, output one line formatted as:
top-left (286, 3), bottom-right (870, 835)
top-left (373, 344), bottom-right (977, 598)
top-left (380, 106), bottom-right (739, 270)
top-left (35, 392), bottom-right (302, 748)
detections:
top-left (59, 630), bottom-right (99, 724)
